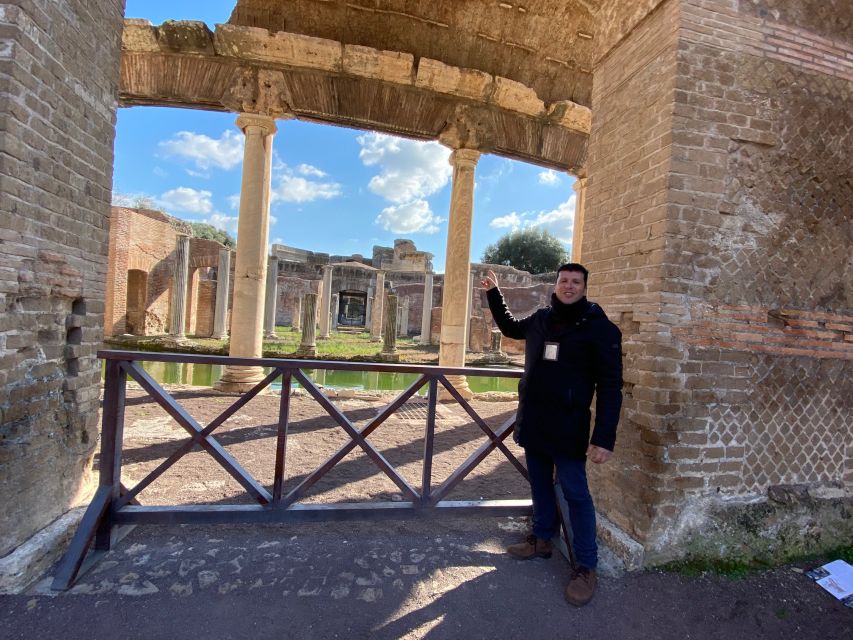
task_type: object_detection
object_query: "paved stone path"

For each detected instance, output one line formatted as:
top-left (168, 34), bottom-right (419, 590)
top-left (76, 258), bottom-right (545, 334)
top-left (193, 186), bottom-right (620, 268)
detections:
top-left (1, 517), bottom-right (848, 640)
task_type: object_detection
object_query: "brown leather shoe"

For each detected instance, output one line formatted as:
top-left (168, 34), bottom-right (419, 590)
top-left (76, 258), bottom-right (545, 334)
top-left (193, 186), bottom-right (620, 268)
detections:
top-left (506, 534), bottom-right (552, 560)
top-left (565, 566), bottom-right (597, 606)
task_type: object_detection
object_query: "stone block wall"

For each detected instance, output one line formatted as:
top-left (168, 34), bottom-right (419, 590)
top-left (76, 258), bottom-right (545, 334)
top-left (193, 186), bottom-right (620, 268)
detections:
top-left (586, 0), bottom-right (852, 562)
top-left (0, 0), bottom-right (124, 556)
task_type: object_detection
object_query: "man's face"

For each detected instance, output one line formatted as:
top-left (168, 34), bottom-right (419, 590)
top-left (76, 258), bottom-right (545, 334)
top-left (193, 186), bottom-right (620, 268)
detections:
top-left (554, 270), bottom-right (587, 305)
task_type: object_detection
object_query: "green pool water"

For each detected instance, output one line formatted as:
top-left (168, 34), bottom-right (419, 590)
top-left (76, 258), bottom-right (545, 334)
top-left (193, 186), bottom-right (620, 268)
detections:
top-left (103, 359), bottom-right (520, 394)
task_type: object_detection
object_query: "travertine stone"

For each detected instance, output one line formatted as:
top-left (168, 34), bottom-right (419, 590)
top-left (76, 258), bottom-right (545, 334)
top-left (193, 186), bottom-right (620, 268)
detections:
top-left (571, 177), bottom-right (587, 262)
top-left (263, 255), bottom-right (278, 338)
top-left (319, 265), bottom-right (333, 339)
top-left (439, 148), bottom-right (480, 400)
top-left (291, 296), bottom-right (302, 331)
top-left (215, 24), bottom-right (342, 72)
top-left (370, 272), bottom-right (385, 341)
top-left (415, 58), bottom-right (492, 101)
top-left (420, 273), bottom-right (434, 345)
top-left (215, 113), bottom-right (278, 392)
top-left (212, 247), bottom-right (231, 339)
top-left (169, 235), bottom-right (190, 338)
top-left (296, 293), bottom-right (318, 357)
top-left (121, 20), bottom-right (160, 52)
top-left (381, 294), bottom-right (399, 359)
top-left (547, 100), bottom-right (593, 133)
top-left (343, 44), bottom-right (413, 84)
top-left (331, 293), bottom-right (339, 330)
top-left (491, 77), bottom-right (545, 117)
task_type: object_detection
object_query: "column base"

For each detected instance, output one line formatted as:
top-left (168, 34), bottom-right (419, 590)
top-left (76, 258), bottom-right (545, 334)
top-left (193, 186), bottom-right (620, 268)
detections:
top-left (376, 351), bottom-right (400, 363)
top-left (438, 374), bottom-right (473, 402)
top-left (295, 345), bottom-right (316, 357)
top-left (213, 365), bottom-right (269, 394)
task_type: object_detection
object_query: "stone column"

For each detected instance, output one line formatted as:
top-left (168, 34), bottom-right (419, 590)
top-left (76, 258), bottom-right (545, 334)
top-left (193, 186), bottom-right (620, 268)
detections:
top-left (319, 265), bottom-right (333, 339)
top-left (169, 234), bottom-right (190, 338)
top-left (438, 148), bottom-right (480, 399)
top-left (331, 293), bottom-right (339, 330)
top-left (467, 274), bottom-right (477, 349)
top-left (571, 176), bottom-right (587, 263)
top-left (398, 296), bottom-right (409, 337)
top-left (212, 247), bottom-right (231, 340)
top-left (215, 113), bottom-right (278, 392)
top-left (263, 255), bottom-right (278, 339)
top-left (295, 293), bottom-right (317, 357)
top-left (365, 285), bottom-right (374, 328)
top-left (291, 296), bottom-right (301, 331)
top-left (370, 271), bottom-right (385, 341)
top-left (420, 272), bottom-right (433, 345)
top-left (380, 294), bottom-right (399, 361)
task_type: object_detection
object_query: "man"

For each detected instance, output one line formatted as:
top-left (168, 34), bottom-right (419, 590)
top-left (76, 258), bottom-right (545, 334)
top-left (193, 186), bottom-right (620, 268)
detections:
top-left (482, 263), bottom-right (622, 606)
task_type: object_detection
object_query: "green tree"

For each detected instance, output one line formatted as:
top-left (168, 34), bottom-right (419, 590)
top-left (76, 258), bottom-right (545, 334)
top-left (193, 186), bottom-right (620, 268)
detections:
top-left (481, 228), bottom-right (568, 274)
top-left (190, 222), bottom-right (235, 248)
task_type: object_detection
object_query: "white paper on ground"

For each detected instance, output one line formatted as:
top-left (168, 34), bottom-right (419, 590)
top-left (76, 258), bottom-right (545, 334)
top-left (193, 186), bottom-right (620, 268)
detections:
top-left (815, 560), bottom-right (853, 600)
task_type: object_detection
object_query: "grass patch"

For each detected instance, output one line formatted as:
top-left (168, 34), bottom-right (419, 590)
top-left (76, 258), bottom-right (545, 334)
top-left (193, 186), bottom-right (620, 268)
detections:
top-left (659, 544), bottom-right (853, 578)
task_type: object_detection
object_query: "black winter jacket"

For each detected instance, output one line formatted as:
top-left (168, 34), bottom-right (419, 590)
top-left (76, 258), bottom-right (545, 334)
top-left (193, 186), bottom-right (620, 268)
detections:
top-left (487, 288), bottom-right (623, 459)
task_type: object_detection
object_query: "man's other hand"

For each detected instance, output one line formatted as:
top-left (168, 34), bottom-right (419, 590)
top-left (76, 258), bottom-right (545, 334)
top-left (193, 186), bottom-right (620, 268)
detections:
top-left (586, 445), bottom-right (612, 464)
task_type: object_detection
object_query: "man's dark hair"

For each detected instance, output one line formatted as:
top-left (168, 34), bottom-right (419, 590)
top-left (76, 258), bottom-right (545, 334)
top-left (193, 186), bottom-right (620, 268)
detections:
top-left (557, 262), bottom-right (589, 285)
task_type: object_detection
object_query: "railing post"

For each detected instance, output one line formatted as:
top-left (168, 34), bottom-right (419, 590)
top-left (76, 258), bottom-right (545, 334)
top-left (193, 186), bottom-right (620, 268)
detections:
top-left (95, 358), bottom-right (128, 550)
top-left (273, 369), bottom-right (292, 504)
top-left (421, 377), bottom-right (438, 505)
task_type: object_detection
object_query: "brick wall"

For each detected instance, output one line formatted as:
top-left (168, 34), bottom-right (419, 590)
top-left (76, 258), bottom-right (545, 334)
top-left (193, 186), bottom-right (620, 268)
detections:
top-left (587, 0), bottom-right (852, 559)
top-left (0, 0), bottom-right (124, 555)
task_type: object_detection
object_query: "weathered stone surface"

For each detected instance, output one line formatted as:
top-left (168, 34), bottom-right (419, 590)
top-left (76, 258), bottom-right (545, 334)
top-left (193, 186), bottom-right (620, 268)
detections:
top-left (415, 58), bottom-right (492, 101)
top-left (547, 100), bottom-right (592, 133)
top-left (491, 76), bottom-right (546, 117)
top-left (343, 44), bottom-right (413, 85)
top-left (215, 24), bottom-right (342, 72)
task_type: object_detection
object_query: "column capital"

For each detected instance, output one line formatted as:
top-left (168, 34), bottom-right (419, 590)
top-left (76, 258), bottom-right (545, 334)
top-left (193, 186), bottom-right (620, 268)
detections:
top-left (449, 147), bottom-right (481, 169)
top-left (236, 113), bottom-right (279, 136)
top-left (572, 176), bottom-right (588, 193)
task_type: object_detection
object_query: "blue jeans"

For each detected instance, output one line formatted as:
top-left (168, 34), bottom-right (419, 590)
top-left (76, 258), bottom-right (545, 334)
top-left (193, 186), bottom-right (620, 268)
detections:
top-left (525, 447), bottom-right (598, 570)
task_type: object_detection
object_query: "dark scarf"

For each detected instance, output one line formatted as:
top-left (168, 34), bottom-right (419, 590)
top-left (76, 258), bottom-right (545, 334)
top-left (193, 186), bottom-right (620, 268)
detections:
top-left (548, 294), bottom-right (590, 332)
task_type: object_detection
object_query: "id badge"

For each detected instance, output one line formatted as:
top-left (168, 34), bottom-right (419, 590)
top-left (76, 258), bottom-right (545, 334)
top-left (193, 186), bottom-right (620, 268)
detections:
top-left (543, 341), bottom-right (559, 361)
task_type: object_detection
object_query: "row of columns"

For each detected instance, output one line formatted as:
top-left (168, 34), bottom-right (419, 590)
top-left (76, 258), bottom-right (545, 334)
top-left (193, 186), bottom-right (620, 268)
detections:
top-left (208, 110), bottom-right (585, 394)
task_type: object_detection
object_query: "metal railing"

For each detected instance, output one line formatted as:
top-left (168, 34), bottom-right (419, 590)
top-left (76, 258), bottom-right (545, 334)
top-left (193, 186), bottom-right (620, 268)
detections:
top-left (52, 350), bottom-right (528, 590)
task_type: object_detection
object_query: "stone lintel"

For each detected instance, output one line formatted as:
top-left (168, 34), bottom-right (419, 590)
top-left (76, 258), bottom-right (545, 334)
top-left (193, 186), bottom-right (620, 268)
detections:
top-left (415, 57), bottom-right (492, 101)
top-left (343, 44), bottom-right (414, 85)
top-left (491, 76), bottom-right (546, 118)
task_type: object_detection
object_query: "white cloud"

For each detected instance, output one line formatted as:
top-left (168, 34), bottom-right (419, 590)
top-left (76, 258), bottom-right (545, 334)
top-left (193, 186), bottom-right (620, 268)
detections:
top-left (227, 193), bottom-right (241, 210)
top-left (529, 194), bottom-right (576, 243)
top-left (296, 163), bottom-right (327, 177)
top-left (375, 200), bottom-right (444, 234)
top-left (271, 175), bottom-right (342, 203)
top-left (358, 133), bottom-right (452, 204)
top-left (489, 212), bottom-right (523, 230)
top-left (538, 169), bottom-right (562, 186)
top-left (159, 187), bottom-right (213, 214)
top-left (159, 130), bottom-right (244, 171)
top-left (204, 213), bottom-right (239, 238)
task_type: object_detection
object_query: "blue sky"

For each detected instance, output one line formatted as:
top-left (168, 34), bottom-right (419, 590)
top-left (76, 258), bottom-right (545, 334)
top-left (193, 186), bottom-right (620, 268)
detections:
top-left (116, 1), bottom-right (576, 273)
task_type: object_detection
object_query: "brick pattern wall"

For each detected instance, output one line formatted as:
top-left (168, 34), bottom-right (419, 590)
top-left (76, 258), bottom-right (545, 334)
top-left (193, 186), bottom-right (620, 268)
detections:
top-left (0, 1), bottom-right (124, 555)
top-left (587, 0), bottom-right (852, 551)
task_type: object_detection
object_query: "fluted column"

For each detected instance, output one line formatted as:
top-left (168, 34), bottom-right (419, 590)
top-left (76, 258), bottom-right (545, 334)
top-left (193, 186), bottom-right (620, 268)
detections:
top-left (296, 293), bottom-right (318, 357)
top-left (212, 247), bottom-right (231, 340)
top-left (318, 265), bottom-right (333, 339)
top-left (331, 293), bottom-right (339, 330)
top-left (263, 255), bottom-right (278, 339)
top-left (169, 234), bottom-right (190, 338)
top-left (420, 273), bottom-right (434, 345)
top-left (439, 148), bottom-right (480, 399)
top-left (571, 176), bottom-right (587, 263)
top-left (369, 271), bottom-right (385, 341)
top-left (380, 294), bottom-right (399, 362)
top-left (292, 296), bottom-right (302, 331)
top-left (215, 113), bottom-right (278, 392)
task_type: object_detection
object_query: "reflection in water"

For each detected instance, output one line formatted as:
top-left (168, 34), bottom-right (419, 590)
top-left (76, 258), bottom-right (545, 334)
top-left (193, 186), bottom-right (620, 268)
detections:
top-left (103, 360), bottom-right (517, 394)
